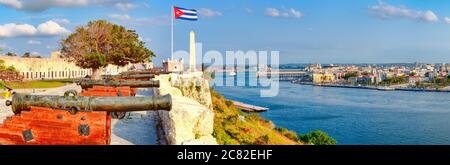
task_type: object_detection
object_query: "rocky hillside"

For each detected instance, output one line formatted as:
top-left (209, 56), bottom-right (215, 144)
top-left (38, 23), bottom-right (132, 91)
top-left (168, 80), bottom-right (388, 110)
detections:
top-left (210, 90), bottom-right (302, 145)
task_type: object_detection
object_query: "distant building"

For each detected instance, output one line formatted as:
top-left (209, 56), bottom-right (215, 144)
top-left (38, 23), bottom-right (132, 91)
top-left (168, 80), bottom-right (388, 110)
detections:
top-left (358, 75), bottom-right (376, 84)
top-left (440, 63), bottom-right (447, 72)
top-left (407, 76), bottom-right (420, 84)
top-left (426, 71), bottom-right (437, 80)
top-left (163, 58), bottom-right (184, 73)
top-left (386, 72), bottom-right (395, 79)
top-left (348, 77), bottom-right (358, 84)
top-left (0, 51), bottom-right (131, 80)
top-left (334, 71), bottom-right (346, 79)
top-left (306, 63), bottom-right (322, 72)
top-left (312, 73), bottom-right (335, 84)
top-left (376, 71), bottom-right (387, 83)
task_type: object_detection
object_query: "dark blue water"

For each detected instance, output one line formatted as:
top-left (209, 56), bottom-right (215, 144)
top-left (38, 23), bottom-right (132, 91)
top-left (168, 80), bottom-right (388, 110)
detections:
top-left (213, 72), bottom-right (450, 144)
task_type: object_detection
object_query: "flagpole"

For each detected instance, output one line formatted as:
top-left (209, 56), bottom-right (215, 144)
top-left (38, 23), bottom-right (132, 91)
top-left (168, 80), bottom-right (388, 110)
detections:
top-left (171, 5), bottom-right (174, 60)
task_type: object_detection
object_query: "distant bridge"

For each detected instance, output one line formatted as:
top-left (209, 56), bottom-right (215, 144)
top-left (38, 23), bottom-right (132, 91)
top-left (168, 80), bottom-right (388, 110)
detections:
top-left (256, 70), bottom-right (307, 81)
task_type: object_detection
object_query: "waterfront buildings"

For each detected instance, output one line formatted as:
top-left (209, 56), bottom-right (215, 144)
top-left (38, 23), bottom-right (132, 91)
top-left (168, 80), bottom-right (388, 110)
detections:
top-left (297, 62), bottom-right (450, 88)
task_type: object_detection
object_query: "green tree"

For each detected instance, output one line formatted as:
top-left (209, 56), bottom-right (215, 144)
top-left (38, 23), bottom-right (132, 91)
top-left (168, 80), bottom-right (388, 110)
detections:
top-left (381, 76), bottom-right (407, 85)
top-left (60, 20), bottom-right (155, 79)
top-left (22, 52), bottom-right (31, 58)
top-left (299, 130), bottom-right (336, 145)
top-left (343, 72), bottom-right (358, 80)
top-left (6, 52), bottom-right (16, 56)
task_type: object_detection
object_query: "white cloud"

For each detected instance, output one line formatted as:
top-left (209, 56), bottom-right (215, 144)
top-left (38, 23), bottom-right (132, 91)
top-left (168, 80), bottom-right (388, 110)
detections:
top-left (265, 8), bottom-right (304, 19)
top-left (198, 8), bottom-right (223, 17)
top-left (265, 8), bottom-right (280, 17)
top-left (27, 40), bottom-right (42, 45)
top-left (31, 51), bottom-right (40, 55)
top-left (444, 17), bottom-right (450, 24)
top-left (51, 18), bottom-right (70, 24)
top-left (289, 9), bottom-right (304, 18)
top-left (0, 0), bottom-right (22, 9)
top-left (0, 0), bottom-right (129, 12)
top-left (422, 10), bottom-right (438, 22)
top-left (0, 23), bottom-right (37, 38)
top-left (109, 14), bottom-right (132, 21)
top-left (114, 2), bottom-right (136, 11)
top-left (36, 20), bottom-right (70, 36)
top-left (109, 14), bottom-right (169, 26)
top-left (0, 20), bottom-right (69, 38)
top-left (369, 1), bottom-right (438, 22)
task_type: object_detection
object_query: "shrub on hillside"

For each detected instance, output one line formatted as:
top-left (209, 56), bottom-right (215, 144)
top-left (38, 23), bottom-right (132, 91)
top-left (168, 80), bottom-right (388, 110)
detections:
top-left (225, 100), bottom-right (234, 107)
top-left (253, 135), bottom-right (270, 145)
top-left (299, 130), bottom-right (336, 145)
top-left (212, 97), bottom-right (228, 113)
top-left (275, 127), bottom-right (299, 142)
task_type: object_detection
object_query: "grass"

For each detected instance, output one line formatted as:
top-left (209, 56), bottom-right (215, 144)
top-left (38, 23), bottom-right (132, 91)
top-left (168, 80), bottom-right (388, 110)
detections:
top-left (3, 79), bottom-right (76, 89)
top-left (211, 89), bottom-right (301, 145)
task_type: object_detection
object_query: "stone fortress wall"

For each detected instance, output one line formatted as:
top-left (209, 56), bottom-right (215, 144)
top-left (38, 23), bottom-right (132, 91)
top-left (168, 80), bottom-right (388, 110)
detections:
top-left (156, 72), bottom-right (217, 145)
top-left (0, 51), bottom-right (133, 80)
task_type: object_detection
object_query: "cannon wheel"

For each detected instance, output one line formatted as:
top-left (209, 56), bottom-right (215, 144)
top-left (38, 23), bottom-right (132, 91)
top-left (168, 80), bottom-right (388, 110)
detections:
top-left (110, 112), bottom-right (127, 119)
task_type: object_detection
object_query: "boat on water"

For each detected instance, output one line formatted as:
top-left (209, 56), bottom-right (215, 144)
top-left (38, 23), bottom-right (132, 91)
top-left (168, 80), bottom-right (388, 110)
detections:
top-left (229, 72), bottom-right (237, 76)
top-left (232, 101), bottom-right (268, 112)
top-left (377, 86), bottom-right (395, 91)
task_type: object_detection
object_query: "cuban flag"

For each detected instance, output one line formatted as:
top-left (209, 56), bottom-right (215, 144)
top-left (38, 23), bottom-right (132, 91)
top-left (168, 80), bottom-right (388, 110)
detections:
top-left (173, 6), bottom-right (198, 21)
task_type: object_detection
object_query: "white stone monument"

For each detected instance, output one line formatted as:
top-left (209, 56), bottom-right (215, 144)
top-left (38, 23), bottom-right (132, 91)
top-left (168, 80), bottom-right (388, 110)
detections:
top-left (189, 31), bottom-right (196, 72)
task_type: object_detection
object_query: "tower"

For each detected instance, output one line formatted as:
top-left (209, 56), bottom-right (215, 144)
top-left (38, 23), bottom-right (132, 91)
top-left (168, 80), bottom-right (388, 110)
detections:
top-left (189, 31), bottom-right (196, 72)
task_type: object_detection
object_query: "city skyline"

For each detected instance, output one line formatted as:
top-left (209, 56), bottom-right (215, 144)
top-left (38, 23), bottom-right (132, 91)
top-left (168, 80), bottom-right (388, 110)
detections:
top-left (1, 0), bottom-right (450, 64)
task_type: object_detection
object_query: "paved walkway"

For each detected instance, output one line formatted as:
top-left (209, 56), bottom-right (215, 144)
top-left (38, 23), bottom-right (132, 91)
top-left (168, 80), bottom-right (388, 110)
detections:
top-left (111, 88), bottom-right (160, 145)
top-left (0, 84), bottom-right (159, 145)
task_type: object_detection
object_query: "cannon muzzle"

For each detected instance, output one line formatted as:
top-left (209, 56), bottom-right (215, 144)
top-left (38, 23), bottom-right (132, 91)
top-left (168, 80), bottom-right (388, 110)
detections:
top-left (6, 92), bottom-right (172, 115)
top-left (78, 79), bottom-right (160, 89)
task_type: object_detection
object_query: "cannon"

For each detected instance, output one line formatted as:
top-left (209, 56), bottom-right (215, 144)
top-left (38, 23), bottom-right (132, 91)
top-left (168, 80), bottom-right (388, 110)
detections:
top-left (5, 91), bottom-right (172, 115)
top-left (101, 74), bottom-right (155, 80)
top-left (120, 70), bottom-right (161, 76)
top-left (77, 79), bottom-right (160, 89)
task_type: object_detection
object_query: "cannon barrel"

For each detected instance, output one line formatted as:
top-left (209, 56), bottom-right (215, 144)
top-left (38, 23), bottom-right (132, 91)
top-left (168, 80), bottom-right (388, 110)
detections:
top-left (101, 74), bottom-right (155, 79)
top-left (120, 70), bottom-right (160, 75)
top-left (5, 92), bottom-right (171, 114)
top-left (78, 79), bottom-right (160, 89)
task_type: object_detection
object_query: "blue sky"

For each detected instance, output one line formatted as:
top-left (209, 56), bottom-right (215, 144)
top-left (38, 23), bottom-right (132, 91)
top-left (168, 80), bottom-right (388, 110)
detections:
top-left (1, 0), bottom-right (450, 65)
